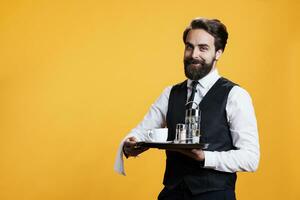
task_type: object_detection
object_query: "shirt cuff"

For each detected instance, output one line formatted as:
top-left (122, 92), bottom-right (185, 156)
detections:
top-left (203, 151), bottom-right (217, 169)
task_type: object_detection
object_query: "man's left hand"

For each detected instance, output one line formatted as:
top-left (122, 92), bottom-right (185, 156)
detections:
top-left (175, 149), bottom-right (205, 161)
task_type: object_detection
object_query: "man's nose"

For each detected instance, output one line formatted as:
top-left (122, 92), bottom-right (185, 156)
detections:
top-left (192, 47), bottom-right (201, 59)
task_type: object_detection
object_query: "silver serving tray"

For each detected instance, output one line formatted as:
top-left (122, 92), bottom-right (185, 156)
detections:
top-left (135, 141), bottom-right (209, 150)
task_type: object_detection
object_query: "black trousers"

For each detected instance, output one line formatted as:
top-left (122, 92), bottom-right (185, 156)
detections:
top-left (158, 182), bottom-right (236, 200)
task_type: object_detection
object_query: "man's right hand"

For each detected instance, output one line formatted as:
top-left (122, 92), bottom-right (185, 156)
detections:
top-left (123, 136), bottom-right (149, 157)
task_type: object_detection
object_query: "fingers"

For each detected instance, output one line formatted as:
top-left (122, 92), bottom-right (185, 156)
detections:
top-left (191, 149), bottom-right (204, 161)
top-left (173, 149), bottom-right (204, 161)
top-left (191, 149), bottom-right (198, 154)
top-left (125, 147), bottom-right (148, 157)
top-left (124, 137), bottom-right (137, 147)
top-left (179, 149), bottom-right (195, 157)
top-left (127, 136), bottom-right (137, 143)
top-left (123, 137), bottom-right (148, 157)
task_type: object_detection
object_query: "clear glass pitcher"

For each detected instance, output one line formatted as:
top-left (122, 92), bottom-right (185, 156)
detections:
top-left (184, 101), bottom-right (201, 144)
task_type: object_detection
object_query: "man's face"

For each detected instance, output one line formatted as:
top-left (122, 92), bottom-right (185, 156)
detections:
top-left (184, 29), bottom-right (220, 80)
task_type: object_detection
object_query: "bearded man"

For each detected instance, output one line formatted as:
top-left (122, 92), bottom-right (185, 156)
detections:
top-left (115, 17), bottom-right (260, 200)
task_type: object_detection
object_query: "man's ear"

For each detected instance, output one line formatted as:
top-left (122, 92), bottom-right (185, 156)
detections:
top-left (215, 49), bottom-right (223, 61)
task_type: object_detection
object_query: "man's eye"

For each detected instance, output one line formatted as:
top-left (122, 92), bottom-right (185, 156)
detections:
top-left (200, 47), bottom-right (208, 51)
top-left (186, 45), bottom-right (193, 50)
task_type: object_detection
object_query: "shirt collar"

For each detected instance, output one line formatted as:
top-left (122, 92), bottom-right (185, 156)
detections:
top-left (187, 68), bottom-right (220, 89)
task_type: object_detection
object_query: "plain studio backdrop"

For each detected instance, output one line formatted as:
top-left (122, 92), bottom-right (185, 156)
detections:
top-left (0, 0), bottom-right (299, 199)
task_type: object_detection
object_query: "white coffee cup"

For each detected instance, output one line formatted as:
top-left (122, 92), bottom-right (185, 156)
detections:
top-left (147, 128), bottom-right (168, 142)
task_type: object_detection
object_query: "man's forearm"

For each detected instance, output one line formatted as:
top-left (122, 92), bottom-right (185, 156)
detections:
top-left (203, 149), bottom-right (260, 172)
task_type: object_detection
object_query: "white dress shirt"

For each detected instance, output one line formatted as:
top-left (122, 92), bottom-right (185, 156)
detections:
top-left (114, 68), bottom-right (260, 175)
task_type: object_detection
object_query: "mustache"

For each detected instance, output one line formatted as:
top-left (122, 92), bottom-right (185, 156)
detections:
top-left (184, 58), bottom-right (204, 65)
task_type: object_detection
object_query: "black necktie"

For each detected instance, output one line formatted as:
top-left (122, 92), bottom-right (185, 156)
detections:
top-left (187, 81), bottom-right (199, 109)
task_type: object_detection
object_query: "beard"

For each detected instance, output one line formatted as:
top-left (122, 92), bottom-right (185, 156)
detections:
top-left (184, 57), bottom-right (215, 80)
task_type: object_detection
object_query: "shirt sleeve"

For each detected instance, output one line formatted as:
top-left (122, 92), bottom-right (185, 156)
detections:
top-left (203, 86), bottom-right (260, 173)
top-left (126, 86), bottom-right (172, 140)
top-left (114, 86), bottom-right (172, 175)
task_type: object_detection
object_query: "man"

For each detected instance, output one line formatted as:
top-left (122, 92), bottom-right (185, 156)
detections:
top-left (114, 17), bottom-right (260, 200)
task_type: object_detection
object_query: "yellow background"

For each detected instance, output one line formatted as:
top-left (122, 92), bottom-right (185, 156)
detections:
top-left (0, 0), bottom-right (299, 199)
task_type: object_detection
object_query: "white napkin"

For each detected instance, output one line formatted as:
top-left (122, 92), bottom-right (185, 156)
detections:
top-left (114, 128), bottom-right (168, 175)
top-left (114, 133), bottom-right (142, 176)
top-left (114, 138), bottom-right (127, 175)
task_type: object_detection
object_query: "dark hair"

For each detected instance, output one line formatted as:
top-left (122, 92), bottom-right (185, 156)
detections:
top-left (183, 17), bottom-right (228, 52)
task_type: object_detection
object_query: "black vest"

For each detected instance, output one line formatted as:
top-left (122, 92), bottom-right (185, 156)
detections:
top-left (164, 77), bottom-right (237, 194)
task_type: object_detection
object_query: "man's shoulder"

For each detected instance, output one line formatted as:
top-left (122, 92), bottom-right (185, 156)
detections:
top-left (227, 84), bottom-right (253, 106)
top-left (215, 77), bottom-right (253, 101)
top-left (219, 77), bottom-right (250, 96)
top-left (219, 77), bottom-right (239, 88)
top-left (170, 80), bottom-right (188, 90)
